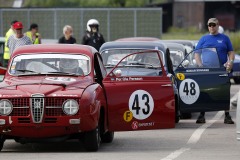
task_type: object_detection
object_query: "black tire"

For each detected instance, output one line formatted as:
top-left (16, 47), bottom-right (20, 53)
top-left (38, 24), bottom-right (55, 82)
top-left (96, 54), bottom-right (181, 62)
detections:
top-left (0, 135), bottom-right (5, 151)
top-left (180, 113), bottom-right (192, 119)
top-left (101, 131), bottom-right (114, 143)
top-left (83, 126), bottom-right (101, 152)
top-left (234, 78), bottom-right (240, 84)
top-left (175, 114), bottom-right (180, 123)
top-left (175, 96), bottom-right (180, 123)
top-left (0, 142), bottom-right (3, 151)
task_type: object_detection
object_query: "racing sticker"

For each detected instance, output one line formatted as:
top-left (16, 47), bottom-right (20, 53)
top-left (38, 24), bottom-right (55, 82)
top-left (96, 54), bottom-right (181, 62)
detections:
top-left (179, 78), bottom-right (200, 104)
top-left (131, 121), bottom-right (139, 130)
top-left (129, 90), bottom-right (154, 120)
top-left (45, 77), bottom-right (76, 82)
top-left (123, 110), bottom-right (133, 122)
top-left (176, 73), bottom-right (185, 80)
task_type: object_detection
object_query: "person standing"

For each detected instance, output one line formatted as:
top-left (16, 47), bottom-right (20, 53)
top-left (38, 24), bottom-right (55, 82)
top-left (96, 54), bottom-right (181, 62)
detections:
top-left (195, 18), bottom-right (235, 124)
top-left (3, 20), bottom-right (18, 67)
top-left (82, 19), bottom-right (105, 51)
top-left (25, 23), bottom-right (41, 44)
top-left (58, 25), bottom-right (76, 44)
top-left (7, 22), bottom-right (32, 56)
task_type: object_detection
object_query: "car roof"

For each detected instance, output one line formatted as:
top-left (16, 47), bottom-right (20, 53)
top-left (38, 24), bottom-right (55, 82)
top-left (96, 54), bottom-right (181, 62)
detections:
top-left (115, 37), bottom-right (160, 41)
top-left (160, 42), bottom-right (186, 52)
top-left (12, 44), bottom-right (98, 58)
top-left (159, 40), bottom-right (196, 48)
top-left (100, 41), bottom-right (168, 53)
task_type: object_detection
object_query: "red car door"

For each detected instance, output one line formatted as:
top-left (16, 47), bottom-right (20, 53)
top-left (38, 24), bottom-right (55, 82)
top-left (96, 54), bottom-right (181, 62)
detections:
top-left (102, 50), bottom-right (175, 131)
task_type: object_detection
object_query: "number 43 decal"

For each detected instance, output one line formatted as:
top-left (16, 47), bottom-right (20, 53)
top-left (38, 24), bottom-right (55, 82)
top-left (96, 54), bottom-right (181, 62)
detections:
top-left (129, 90), bottom-right (154, 120)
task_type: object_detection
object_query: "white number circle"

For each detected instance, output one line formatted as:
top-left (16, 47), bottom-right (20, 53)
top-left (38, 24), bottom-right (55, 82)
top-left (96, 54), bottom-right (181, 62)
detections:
top-left (179, 79), bottom-right (200, 104)
top-left (129, 90), bottom-right (154, 120)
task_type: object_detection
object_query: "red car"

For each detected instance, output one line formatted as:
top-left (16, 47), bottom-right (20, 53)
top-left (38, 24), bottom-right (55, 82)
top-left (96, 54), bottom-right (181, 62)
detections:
top-left (0, 44), bottom-right (175, 151)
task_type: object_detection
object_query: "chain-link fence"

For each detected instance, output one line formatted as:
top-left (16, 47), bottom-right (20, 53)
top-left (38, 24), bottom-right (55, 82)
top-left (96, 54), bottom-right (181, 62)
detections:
top-left (0, 8), bottom-right (162, 42)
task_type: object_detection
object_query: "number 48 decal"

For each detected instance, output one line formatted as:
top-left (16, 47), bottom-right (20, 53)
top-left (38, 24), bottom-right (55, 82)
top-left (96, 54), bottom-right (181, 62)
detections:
top-left (179, 79), bottom-right (200, 104)
top-left (129, 90), bottom-right (154, 120)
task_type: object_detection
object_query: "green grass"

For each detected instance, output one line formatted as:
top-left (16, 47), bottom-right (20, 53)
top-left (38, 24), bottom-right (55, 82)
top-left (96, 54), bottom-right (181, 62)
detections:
top-left (0, 0), bottom-right (14, 7)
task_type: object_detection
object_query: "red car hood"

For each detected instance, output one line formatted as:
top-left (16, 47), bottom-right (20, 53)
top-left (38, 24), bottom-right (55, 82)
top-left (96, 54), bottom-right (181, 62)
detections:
top-left (0, 76), bottom-right (93, 97)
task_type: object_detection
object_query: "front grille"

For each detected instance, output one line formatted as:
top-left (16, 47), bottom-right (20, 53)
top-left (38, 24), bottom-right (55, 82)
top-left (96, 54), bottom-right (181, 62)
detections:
top-left (18, 118), bottom-right (31, 123)
top-left (11, 98), bottom-right (30, 116)
top-left (31, 94), bottom-right (44, 123)
top-left (7, 97), bottom-right (80, 123)
top-left (44, 118), bottom-right (57, 123)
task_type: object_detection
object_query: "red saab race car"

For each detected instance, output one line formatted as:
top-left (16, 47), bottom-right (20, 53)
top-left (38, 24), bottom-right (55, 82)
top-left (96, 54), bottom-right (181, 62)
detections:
top-left (0, 44), bottom-right (175, 151)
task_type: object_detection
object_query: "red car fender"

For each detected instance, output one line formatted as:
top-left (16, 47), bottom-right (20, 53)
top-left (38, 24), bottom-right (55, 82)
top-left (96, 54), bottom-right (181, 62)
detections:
top-left (79, 83), bottom-right (104, 131)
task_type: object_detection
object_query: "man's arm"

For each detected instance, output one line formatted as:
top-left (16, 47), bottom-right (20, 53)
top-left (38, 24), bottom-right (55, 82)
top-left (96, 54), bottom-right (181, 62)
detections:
top-left (226, 51), bottom-right (235, 71)
top-left (194, 53), bottom-right (203, 67)
top-left (228, 51), bottom-right (235, 62)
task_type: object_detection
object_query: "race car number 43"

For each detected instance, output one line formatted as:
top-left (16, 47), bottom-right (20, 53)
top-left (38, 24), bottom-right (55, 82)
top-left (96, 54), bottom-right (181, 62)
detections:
top-left (129, 90), bottom-right (154, 120)
top-left (179, 78), bottom-right (200, 105)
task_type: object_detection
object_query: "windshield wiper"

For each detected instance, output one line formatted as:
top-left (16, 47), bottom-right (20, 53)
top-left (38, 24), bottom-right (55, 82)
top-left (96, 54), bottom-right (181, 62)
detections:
top-left (16, 69), bottom-right (39, 73)
top-left (46, 71), bottom-right (78, 76)
top-left (105, 64), bottom-right (116, 68)
top-left (126, 62), bottom-right (158, 68)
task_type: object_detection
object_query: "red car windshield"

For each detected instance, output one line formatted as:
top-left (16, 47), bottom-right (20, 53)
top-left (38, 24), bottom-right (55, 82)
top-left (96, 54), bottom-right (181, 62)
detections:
top-left (9, 53), bottom-right (91, 76)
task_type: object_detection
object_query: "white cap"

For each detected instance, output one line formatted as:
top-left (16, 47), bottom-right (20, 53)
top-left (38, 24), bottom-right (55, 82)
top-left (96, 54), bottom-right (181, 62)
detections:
top-left (218, 26), bottom-right (224, 34)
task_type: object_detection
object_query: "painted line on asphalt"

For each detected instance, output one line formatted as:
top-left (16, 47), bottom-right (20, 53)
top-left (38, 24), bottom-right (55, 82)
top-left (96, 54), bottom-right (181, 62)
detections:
top-left (161, 111), bottom-right (224, 160)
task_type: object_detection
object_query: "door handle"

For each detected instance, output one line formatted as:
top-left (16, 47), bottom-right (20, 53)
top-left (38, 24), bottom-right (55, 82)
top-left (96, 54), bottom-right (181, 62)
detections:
top-left (219, 74), bottom-right (228, 77)
top-left (161, 84), bottom-right (172, 87)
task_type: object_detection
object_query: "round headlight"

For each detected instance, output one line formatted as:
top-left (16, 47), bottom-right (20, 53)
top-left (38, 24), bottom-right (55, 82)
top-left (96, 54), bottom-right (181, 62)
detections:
top-left (62, 99), bottom-right (79, 115)
top-left (0, 100), bottom-right (13, 115)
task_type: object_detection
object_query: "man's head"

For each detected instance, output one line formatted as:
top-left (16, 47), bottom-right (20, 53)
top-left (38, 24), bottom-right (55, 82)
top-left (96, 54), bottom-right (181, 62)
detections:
top-left (87, 19), bottom-right (99, 33)
top-left (13, 21), bottom-right (24, 38)
top-left (10, 20), bottom-right (18, 29)
top-left (59, 58), bottom-right (79, 73)
top-left (29, 23), bottom-right (39, 34)
top-left (207, 18), bottom-right (219, 35)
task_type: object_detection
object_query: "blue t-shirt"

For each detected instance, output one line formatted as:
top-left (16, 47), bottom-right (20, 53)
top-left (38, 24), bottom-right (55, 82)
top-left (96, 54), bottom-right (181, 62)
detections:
top-left (195, 33), bottom-right (233, 64)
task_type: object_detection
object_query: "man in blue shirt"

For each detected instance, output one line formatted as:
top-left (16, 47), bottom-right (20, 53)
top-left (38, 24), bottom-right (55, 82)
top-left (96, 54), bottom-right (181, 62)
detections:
top-left (195, 18), bottom-right (235, 124)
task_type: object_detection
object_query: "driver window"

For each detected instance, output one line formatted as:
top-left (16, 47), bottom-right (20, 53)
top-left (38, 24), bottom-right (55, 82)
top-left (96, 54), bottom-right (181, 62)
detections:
top-left (179, 48), bottom-right (220, 68)
top-left (111, 51), bottom-right (162, 77)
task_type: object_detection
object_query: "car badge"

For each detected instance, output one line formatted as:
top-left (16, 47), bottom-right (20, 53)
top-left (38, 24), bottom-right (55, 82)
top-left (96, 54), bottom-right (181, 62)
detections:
top-left (34, 100), bottom-right (41, 109)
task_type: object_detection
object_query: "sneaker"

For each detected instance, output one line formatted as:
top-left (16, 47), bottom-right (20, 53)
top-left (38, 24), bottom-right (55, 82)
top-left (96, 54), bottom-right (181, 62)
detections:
top-left (224, 115), bottom-right (234, 124)
top-left (196, 116), bottom-right (206, 123)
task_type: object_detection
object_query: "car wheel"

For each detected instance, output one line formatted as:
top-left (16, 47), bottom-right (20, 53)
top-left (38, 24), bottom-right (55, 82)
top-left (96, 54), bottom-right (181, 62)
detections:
top-left (101, 131), bottom-right (114, 143)
top-left (0, 135), bottom-right (5, 151)
top-left (234, 78), bottom-right (240, 84)
top-left (180, 113), bottom-right (192, 119)
top-left (175, 114), bottom-right (180, 123)
top-left (83, 126), bottom-right (100, 152)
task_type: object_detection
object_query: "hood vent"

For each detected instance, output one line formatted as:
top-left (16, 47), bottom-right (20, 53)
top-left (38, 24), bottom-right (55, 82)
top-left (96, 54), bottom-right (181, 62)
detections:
top-left (30, 94), bottom-right (45, 123)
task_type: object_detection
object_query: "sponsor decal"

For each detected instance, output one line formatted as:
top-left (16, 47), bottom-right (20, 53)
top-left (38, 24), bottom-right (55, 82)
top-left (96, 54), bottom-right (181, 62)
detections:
top-left (51, 94), bottom-right (78, 97)
top-left (0, 94), bottom-right (23, 97)
top-left (123, 110), bottom-right (133, 122)
top-left (132, 121), bottom-right (138, 130)
top-left (115, 77), bottom-right (143, 81)
top-left (131, 121), bottom-right (155, 130)
top-left (45, 77), bottom-right (76, 82)
top-left (179, 78), bottom-right (200, 104)
top-left (186, 69), bottom-right (209, 72)
top-left (176, 73), bottom-right (185, 80)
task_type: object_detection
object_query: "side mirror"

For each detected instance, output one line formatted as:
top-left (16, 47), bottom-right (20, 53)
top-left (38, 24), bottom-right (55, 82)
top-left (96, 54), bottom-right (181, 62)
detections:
top-left (114, 69), bottom-right (122, 77)
top-left (182, 60), bottom-right (190, 67)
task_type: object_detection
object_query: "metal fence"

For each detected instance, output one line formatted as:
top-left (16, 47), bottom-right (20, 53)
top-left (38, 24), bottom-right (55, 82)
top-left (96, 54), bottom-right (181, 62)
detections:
top-left (0, 8), bottom-right (162, 43)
